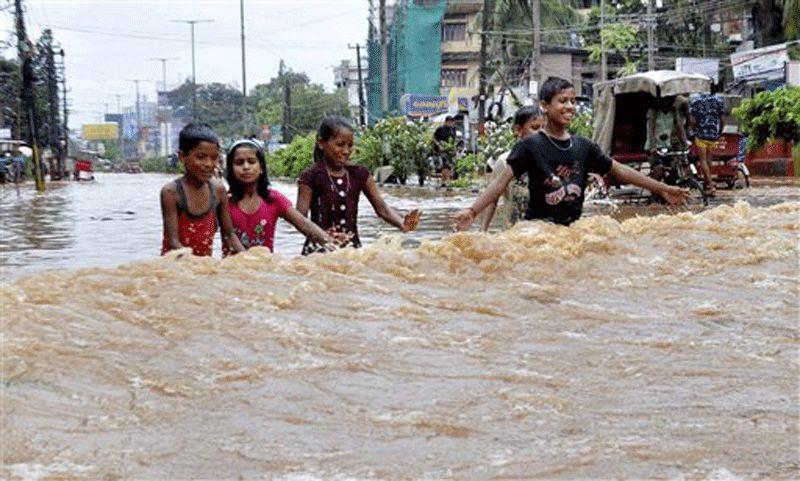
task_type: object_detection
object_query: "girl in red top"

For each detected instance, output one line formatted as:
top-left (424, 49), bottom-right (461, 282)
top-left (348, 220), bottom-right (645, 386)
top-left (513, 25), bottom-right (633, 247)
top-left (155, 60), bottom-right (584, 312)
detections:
top-left (224, 139), bottom-right (337, 255)
top-left (297, 116), bottom-right (421, 255)
top-left (160, 123), bottom-right (244, 256)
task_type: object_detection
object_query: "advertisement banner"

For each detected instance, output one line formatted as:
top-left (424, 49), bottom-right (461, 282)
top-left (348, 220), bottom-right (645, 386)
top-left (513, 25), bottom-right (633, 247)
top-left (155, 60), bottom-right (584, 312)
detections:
top-left (401, 94), bottom-right (448, 116)
top-left (731, 43), bottom-right (788, 81)
top-left (676, 57), bottom-right (720, 83)
top-left (81, 123), bottom-right (119, 140)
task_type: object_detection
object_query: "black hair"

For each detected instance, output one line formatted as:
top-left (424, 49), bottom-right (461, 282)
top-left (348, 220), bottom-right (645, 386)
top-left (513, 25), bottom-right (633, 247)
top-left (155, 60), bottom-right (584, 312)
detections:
top-left (313, 116), bottom-right (354, 163)
top-left (225, 140), bottom-right (271, 203)
top-left (539, 77), bottom-right (574, 103)
top-left (513, 105), bottom-right (542, 126)
top-left (445, 115), bottom-right (454, 122)
top-left (179, 122), bottom-right (220, 153)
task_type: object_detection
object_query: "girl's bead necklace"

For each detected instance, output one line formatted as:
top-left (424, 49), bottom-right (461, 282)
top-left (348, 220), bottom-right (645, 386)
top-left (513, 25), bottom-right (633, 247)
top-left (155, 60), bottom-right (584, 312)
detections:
top-left (326, 167), bottom-right (351, 227)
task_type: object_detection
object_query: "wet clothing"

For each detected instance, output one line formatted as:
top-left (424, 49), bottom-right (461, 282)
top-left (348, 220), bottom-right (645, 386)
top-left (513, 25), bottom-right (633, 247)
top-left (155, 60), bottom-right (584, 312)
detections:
top-left (161, 178), bottom-right (218, 256)
top-left (490, 152), bottom-right (529, 228)
top-left (689, 94), bottom-right (724, 141)
top-left (226, 190), bottom-right (292, 254)
top-left (507, 132), bottom-right (613, 226)
top-left (298, 162), bottom-right (370, 255)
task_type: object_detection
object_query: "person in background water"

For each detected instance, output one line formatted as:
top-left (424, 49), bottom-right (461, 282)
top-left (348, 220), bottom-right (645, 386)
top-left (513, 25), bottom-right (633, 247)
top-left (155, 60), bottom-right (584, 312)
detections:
top-left (645, 95), bottom-right (689, 181)
top-left (297, 116), bottom-right (421, 255)
top-left (160, 123), bottom-right (244, 256)
top-left (433, 115), bottom-right (458, 184)
top-left (689, 87), bottom-right (725, 196)
top-left (453, 77), bottom-right (691, 230)
top-left (481, 105), bottom-right (544, 231)
top-left (224, 139), bottom-right (340, 255)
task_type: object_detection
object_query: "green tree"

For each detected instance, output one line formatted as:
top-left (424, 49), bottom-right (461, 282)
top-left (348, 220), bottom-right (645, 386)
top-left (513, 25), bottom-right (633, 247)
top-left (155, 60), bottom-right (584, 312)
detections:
top-left (251, 63), bottom-right (351, 138)
top-left (734, 86), bottom-right (800, 152)
top-left (587, 22), bottom-right (641, 78)
top-left (165, 80), bottom-right (245, 138)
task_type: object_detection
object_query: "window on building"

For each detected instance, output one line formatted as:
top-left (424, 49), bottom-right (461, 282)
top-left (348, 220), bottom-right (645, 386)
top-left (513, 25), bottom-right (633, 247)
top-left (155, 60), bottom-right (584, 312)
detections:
top-left (442, 22), bottom-right (467, 42)
top-left (441, 68), bottom-right (467, 88)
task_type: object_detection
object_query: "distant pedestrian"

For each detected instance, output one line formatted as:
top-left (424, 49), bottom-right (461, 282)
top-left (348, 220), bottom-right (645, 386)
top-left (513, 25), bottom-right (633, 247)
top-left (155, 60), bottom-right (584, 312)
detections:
top-left (160, 123), bottom-right (244, 257)
top-left (433, 115), bottom-right (457, 184)
top-left (689, 89), bottom-right (725, 196)
top-left (224, 139), bottom-right (339, 255)
top-left (453, 77), bottom-right (690, 230)
top-left (481, 105), bottom-right (544, 231)
top-left (296, 116), bottom-right (421, 255)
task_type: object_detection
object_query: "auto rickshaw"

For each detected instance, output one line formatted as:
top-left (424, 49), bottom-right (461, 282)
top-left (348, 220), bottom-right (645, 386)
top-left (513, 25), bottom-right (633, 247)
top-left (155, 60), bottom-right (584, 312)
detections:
top-left (592, 70), bottom-right (713, 204)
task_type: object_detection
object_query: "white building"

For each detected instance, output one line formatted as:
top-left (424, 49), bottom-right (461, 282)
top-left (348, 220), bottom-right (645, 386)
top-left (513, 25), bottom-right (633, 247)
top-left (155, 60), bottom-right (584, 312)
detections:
top-left (333, 59), bottom-right (368, 125)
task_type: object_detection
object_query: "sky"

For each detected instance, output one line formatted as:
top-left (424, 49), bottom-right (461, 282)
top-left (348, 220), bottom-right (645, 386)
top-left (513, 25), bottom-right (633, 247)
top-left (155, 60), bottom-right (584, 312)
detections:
top-left (1, 0), bottom-right (370, 128)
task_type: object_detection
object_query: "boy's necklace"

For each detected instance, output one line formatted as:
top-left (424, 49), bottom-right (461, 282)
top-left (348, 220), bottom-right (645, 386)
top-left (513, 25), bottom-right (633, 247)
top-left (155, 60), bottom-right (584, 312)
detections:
top-left (542, 129), bottom-right (573, 151)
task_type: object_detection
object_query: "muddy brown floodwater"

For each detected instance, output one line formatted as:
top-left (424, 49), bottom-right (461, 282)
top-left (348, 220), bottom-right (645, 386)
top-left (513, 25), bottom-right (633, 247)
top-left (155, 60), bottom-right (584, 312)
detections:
top-left (2, 175), bottom-right (799, 479)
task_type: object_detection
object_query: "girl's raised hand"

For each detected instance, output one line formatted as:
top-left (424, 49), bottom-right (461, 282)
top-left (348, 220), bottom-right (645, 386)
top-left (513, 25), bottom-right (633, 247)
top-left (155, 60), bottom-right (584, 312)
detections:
top-left (402, 209), bottom-right (421, 232)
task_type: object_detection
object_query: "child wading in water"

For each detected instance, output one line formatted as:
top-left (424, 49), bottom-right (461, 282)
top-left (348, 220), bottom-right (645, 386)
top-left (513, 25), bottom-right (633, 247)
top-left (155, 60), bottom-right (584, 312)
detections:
top-left (161, 123), bottom-right (244, 256)
top-left (297, 116), bottom-right (421, 255)
top-left (481, 105), bottom-right (544, 231)
top-left (454, 77), bottom-right (690, 230)
top-left (224, 139), bottom-right (339, 254)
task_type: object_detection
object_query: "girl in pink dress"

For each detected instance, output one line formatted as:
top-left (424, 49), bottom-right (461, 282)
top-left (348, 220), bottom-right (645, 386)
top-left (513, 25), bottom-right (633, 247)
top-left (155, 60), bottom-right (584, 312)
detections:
top-left (224, 139), bottom-right (336, 255)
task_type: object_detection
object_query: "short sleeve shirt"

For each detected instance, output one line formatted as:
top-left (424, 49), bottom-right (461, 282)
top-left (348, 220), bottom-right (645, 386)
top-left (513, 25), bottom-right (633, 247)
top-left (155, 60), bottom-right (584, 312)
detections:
top-left (506, 132), bottom-right (612, 225)
top-left (689, 94), bottom-right (724, 141)
top-left (227, 189), bottom-right (292, 253)
top-left (298, 162), bottom-right (371, 252)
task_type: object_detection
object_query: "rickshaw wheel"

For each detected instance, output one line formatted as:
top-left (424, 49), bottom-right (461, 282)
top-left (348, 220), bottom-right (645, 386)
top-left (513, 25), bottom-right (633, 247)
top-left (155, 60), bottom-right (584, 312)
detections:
top-left (731, 165), bottom-right (750, 189)
top-left (678, 178), bottom-right (708, 206)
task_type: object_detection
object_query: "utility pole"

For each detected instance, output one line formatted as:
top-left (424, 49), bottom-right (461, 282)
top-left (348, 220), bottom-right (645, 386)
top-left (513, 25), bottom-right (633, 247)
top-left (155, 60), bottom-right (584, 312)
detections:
top-left (530, 0), bottom-right (541, 99)
top-left (348, 43), bottom-right (366, 127)
top-left (600, 0), bottom-right (606, 81)
top-left (647, 0), bottom-right (655, 71)
top-left (379, 0), bottom-right (388, 114)
top-left (239, 0), bottom-right (248, 135)
top-left (15, 0), bottom-right (45, 191)
top-left (172, 19), bottom-right (213, 120)
top-left (149, 57), bottom-right (179, 92)
top-left (43, 29), bottom-right (62, 179)
top-left (113, 93), bottom-right (123, 160)
top-left (282, 71), bottom-right (292, 143)
top-left (126, 78), bottom-right (143, 154)
top-left (58, 48), bottom-right (67, 173)
top-left (478, 0), bottom-right (492, 135)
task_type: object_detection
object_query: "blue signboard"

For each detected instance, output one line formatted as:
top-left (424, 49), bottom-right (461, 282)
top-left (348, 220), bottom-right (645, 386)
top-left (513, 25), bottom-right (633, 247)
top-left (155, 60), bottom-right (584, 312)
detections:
top-left (401, 94), bottom-right (448, 116)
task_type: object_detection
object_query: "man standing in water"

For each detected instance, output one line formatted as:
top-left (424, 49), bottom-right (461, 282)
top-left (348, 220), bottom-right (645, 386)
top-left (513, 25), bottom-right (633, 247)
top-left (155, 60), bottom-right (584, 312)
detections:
top-left (453, 77), bottom-right (690, 229)
top-left (433, 116), bottom-right (457, 185)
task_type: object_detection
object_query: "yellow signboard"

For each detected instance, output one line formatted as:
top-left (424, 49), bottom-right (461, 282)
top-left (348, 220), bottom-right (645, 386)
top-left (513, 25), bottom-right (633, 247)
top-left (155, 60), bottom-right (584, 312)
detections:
top-left (82, 123), bottom-right (119, 140)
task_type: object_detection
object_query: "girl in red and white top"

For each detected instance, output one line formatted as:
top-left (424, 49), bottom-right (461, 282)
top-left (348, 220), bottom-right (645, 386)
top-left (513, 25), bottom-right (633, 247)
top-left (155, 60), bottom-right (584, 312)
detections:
top-left (224, 139), bottom-right (336, 255)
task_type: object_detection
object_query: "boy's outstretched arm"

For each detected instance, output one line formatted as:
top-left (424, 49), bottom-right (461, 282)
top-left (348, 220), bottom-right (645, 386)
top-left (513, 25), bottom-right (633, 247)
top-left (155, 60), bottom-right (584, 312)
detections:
top-left (453, 165), bottom-right (515, 231)
top-left (610, 160), bottom-right (690, 205)
top-left (215, 183), bottom-right (245, 254)
top-left (160, 184), bottom-right (182, 251)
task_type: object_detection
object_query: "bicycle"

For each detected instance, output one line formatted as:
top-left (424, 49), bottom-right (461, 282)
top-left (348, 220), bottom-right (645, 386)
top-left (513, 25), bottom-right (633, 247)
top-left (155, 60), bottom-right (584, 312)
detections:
top-left (649, 149), bottom-right (708, 206)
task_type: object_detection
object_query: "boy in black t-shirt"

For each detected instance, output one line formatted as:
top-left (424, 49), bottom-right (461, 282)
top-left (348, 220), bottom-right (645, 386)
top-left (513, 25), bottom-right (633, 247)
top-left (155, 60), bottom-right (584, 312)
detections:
top-left (454, 77), bottom-right (690, 229)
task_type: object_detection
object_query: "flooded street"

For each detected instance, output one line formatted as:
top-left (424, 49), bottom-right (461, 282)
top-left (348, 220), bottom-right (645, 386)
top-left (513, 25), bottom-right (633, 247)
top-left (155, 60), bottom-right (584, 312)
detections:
top-left (2, 174), bottom-right (799, 479)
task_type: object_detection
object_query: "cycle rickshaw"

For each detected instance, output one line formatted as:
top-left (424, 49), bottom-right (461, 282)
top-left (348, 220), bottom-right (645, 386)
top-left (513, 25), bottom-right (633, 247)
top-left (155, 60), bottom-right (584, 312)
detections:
top-left (592, 70), bottom-right (712, 205)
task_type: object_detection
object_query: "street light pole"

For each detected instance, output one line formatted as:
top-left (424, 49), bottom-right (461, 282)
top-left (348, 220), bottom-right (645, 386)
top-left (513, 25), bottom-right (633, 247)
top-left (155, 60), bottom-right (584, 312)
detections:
top-left (149, 57), bottom-right (180, 92)
top-left (240, 0), bottom-right (248, 135)
top-left (126, 78), bottom-right (144, 154)
top-left (172, 19), bottom-right (213, 120)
